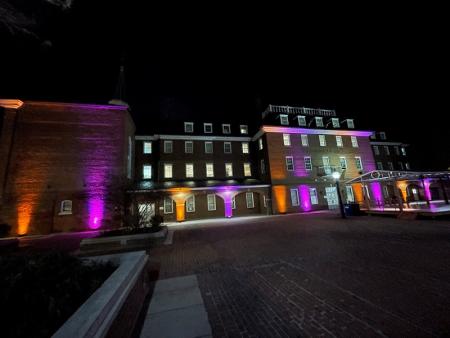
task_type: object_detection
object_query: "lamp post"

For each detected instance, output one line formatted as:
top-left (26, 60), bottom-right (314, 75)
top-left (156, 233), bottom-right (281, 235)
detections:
top-left (332, 171), bottom-right (346, 219)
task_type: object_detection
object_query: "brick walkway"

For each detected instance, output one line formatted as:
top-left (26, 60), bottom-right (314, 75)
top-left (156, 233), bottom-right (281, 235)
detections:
top-left (147, 213), bottom-right (450, 337)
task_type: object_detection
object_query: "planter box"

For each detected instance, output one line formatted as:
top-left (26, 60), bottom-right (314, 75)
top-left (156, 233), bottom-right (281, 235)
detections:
top-left (52, 250), bottom-right (150, 338)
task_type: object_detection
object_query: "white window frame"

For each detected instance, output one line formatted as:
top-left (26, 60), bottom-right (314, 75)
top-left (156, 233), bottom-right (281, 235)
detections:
top-left (60, 200), bottom-right (73, 215)
top-left (384, 146), bottom-right (390, 155)
top-left (263, 195), bottom-right (267, 208)
top-left (301, 134), bottom-right (309, 147)
top-left (283, 133), bottom-right (291, 146)
top-left (222, 124), bottom-right (231, 134)
top-left (225, 163), bottom-right (233, 177)
top-left (143, 141), bottom-right (152, 154)
top-left (346, 186), bottom-right (354, 203)
top-left (143, 164), bottom-right (152, 179)
top-left (332, 118), bottom-right (340, 128)
top-left (280, 114), bottom-right (289, 125)
top-left (246, 192), bottom-right (255, 208)
top-left (290, 188), bottom-right (300, 206)
top-left (322, 156), bottom-right (331, 175)
top-left (258, 138), bottom-right (263, 150)
top-left (319, 135), bottom-right (326, 147)
top-left (204, 123), bottom-right (213, 133)
top-left (355, 156), bottom-right (363, 170)
top-left (232, 196), bottom-right (236, 209)
top-left (260, 159), bottom-right (265, 174)
top-left (186, 195), bottom-right (195, 212)
top-left (405, 162), bottom-right (410, 170)
top-left (373, 145), bottom-right (380, 155)
top-left (285, 156), bottom-right (294, 171)
top-left (377, 162), bottom-right (384, 170)
top-left (164, 197), bottom-right (173, 214)
top-left (336, 136), bottom-right (343, 147)
top-left (185, 163), bottom-right (194, 178)
top-left (206, 163), bottom-right (214, 178)
top-left (164, 163), bottom-right (173, 178)
top-left (207, 194), bottom-right (216, 211)
top-left (394, 146), bottom-right (400, 155)
top-left (351, 136), bottom-right (359, 148)
top-left (164, 140), bottom-right (173, 153)
top-left (185, 141), bottom-right (193, 153)
top-left (347, 119), bottom-right (354, 129)
top-left (240, 125), bottom-right (248, 134)
top-left (224, 142), bottom-right (232, 154)
top-left (315, 117), bottom-right (324, 127)
top-left (244, 163), bottom-right (251, 177)
top-left (309, 188), bottom-right (318, 205)
top-left (401, 147), bottom-right (407, 156)
top-left (204, 141), bottom-right (213, 153)
top-left (304, 156), bottom-right (312, 171)
top-left (298, 115), bottom-right (306, 126)
top-left (184, 122), bottom-right (194, 133)
top-left (339, 156), bottom-right (347, 170)
top-left (242, 142), bottom-right (249, 154)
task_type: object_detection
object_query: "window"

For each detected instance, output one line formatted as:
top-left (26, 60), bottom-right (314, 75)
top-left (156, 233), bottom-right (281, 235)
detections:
top-left (332, 118), bottom-right (340, 128)
top-left (373, 145), bottom-right (380, 155)
top-left (244, 163), bottom-right (251, 177)
top-left (384, 146), bottom-right (390, 155)
top-left (260, 159), bottom-right (265, 174)
top-left (401, 147), bottom-right (407, 156)
top-left (387, 161), bottom-right (394, 170)
top-left (398, 162), bottom-right (404, 170)
top-left (184, 122), bottom-right (194, 133)
top-left (204, 123), bottom-right (213, 133)
top-left (383, 186), bottom-right (389, 198)
top-left (186, 163), bottom-right (194, 178)
top-left (185, 141), bottom-right (193, 153)
top-left (339, 156), bottom-right (347, 170)
top-left (224, 142), bottom-right (232, 154)
top-left (285, 156), bottom-right (294, 171)
top-left (205, 141), bottom-right (213, 153)
top-left (164, 198), bottom-right (173, 214)
top-left (301, 134), bottom-right (309, 147)
top-left (246, 192), bottom-right (254, 208)
top-left (240, 125), bottom-right (248, 134)
top-left (283, 134), bottom-right (291, 146)
top-left (225, 163), bottom-right (233, 177)
top-left (355, 156), bottom-right (363, 170)
top-left (207, 194), bottom-right (216, 211)
top-left (322, 156), bottom-right (331, 174)
top-left (298, 115), bottom-right (306, 126)
top-left (336, 136), bottom-right (343, 147)
top-left (377, 162), bottom-right (384, 170)
top-left (242, 142), bottom-right (249, 154)
top-left (263, 195), bottom-right (267, 208)
top-left (222, 124), bottom-right (231, 134)
top-left (309, 188), bottom-right (318, 204)
top-left (347, 119), bottom-right (354, 128)
top-left (380, 132), bottom-right (387, 140)
top-left (164, 164), bottom-right (173, 178)
top-left (319, 135), bottom-right (326, 147)
top-left (232, 196), bottom-right (236, 209)
top-left (290, 188), bottom-right (300, 206)
top-left (280, 114), bottom-right (289, 125)
top-left (304, 156), bottom-right (312, 171)
top-left (143, 141), bottom-right (152, 154)
top-left (143, 165), bottom-right (152, 179)
top-left (395, 146), bottom-right (400, 155)
top-left (258, 138), bottom-right (263, 150)
top-left (186, 195), bottom-right (195, 212)
top-left (60, 200), bottom-right (72, 214)
top-left (206, 163), bottom-right (214, 177)
top-left (315, 117), bottom-right (323, 127)
top-left (351, 136), bottom-right (358, 148)
top-left (164, 140), bottom-right (173, 153)
top-left (405, 162), bottom-right (410, 170)
top-left (346, 186), bottom-right (354, 203)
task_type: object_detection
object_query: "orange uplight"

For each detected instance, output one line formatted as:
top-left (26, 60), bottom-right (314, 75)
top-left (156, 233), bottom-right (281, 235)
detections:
top-left (273, 185), bottom-right (287, 213)
top-left (175, 203), bottom-right (185, 222)
top-left (397, 181), bottom-right (408, 201)
top-left (16, 193), bottom-right (39, 235)
top-left (352, 183), bottom-right (364, 203)
top-left (168, 188), bottom-right (191, 222)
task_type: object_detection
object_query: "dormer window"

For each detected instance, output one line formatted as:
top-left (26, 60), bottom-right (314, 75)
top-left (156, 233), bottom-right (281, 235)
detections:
top-left (59, 200), bottom-right (73, 215)
top-left (222, 124), bottom-right (231, 134)
top-left (347, 119), bottom-right (354, 129)
top-left (204, 123), bottom-right (213, 133)
top-left (240, 125), bottom-right (248, 134)
top-left (184, 122), bottom-right (194, 133)
top-left (315, 117), bottom-right (324, 127)
top-left (331, 118), bottom-right (340, 128)
top-left (297, 115), bottom-right (306, 126)
top-left (280, 114), bottom-right (289, 125)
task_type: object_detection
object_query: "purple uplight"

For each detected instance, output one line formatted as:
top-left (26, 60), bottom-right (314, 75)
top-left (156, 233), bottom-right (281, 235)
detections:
top-left (299, 185), bottom-right (312, 211)
top-left (423, 179), bottom-right (432, 201)
top-left (88, 198), bottom-right (104, 229)
top-left (370, 182), bottom-right (383, 206)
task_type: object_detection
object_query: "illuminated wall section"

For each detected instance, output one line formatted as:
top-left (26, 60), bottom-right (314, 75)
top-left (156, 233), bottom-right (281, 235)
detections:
top-left (370, 182), bottom-right (383, 206)
top-left (397, 181), bottom-right (408, 202)
top-left (423, 178), bottom-right (432, 201)
top-left (216, 187), bottom-right (240, 218)
top-left (352, 183), bottom-right (364, 204)
top-left (273, 185), bottom-right (287, 213)
top-left (299, 185), bottom-right (312, 211)
top-left (168, 188), bottom-right (192, 221)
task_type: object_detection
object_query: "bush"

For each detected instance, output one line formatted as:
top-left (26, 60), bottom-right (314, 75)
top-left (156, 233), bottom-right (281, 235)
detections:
top-left (150, 214), bottom-right (164, 228)
top-left (0, 223), bottom-right (11, 237)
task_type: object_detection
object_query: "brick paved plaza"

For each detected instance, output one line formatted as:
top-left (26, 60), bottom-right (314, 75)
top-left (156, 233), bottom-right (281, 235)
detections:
top-left (147, 213), bottom-right (450, 337)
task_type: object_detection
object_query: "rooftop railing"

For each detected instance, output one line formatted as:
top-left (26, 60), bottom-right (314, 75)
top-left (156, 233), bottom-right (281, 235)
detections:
top-left (263, 105), bottom-right (337, 118)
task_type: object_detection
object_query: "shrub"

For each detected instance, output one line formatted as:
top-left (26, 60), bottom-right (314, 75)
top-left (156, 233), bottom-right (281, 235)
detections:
top-left (0, 223), bottom-right (11, 237)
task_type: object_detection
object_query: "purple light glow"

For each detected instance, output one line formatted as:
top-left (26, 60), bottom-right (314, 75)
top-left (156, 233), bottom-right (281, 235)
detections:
top-left (424, 179), bottom-right (432, 201)
top-left (370, 182), bottom-right (383, 206)
top-left (262, 126), bottom-right (373, 137)
top-left (88, 198), bottom-right (104, 229)
top-left (299, 185), bottom-right (312, 211)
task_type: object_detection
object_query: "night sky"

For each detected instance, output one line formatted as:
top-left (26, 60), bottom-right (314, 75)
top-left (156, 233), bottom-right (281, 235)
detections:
top-left (1, 2), bottom-right (448, 170)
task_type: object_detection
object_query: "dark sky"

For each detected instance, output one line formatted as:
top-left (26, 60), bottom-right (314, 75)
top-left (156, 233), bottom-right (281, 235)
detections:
top-left (1, 2), bottom-right (449, 170)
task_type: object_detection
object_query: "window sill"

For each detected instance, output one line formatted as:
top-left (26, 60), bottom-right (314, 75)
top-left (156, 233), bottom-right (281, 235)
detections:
top-left (58, 211), bottom-right (72, 216)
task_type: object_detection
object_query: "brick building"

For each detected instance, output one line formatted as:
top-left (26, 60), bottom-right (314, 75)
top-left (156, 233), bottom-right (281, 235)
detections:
top-left (370, 131), bottom-right (410, 171)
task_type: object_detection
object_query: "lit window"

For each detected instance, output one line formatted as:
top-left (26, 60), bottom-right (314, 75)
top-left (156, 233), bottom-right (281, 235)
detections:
top-left (377, 162), bottom-right (383, 170)
top-left (204, 123), bottom-right (213, 133)
top-left (387, 162), bottom-right (394, 170)
top-left (240, 125), bottom-right (248, 134)
top-left (222, 124), bottom-right (231, 134)
top-left (143, 141), bottom-right (152, 154)
top-left (373, 145), bottom-right (380, 155)
top-left (205, 141), bottom-right (213, 153)
top-left (258, 138), bottom-right (263, 150)
top-left (164, 198), bottom-right (173, 214)
top-left (224, 142), bottom-right (232, 154)
top-left (332, 118), bottom-right (340, 128)
top-left (285, 156), bottom-right (294, 171)
top-left (298, 115), bottom-right (306, 126)
top-left (283, 134), bottom-right (291, 146)
top-left (405, 162), bottom-right (410, 170)
top-left (315, 117), bottom-right (324, 127)
top-left (242, 142), bottom-right (249, 154)
top-left (185, 141), bottom-right (193, 153)
top-left (260, 159), bottom-right (265, 174)
top-left (322, 156), bottom-right (331, 175)
top-left (346, 186), bottom-right (354, 203)
top-left (186, 195), bottom-right (195, 212)
top-left (394, 146), bottom-right (400, 155)
top-left (351, 136), bottom-right (358, 148)
top-left (290, 188), bottom-right (300, 206)
top-left (301, 134), bottom-right (309, 147)
top-left (379, 132), bottom-right (386, 140)
top-left (143, 165), bottom-right (152, 179)
top-left (384, 146), bottom-right (390, 155)
top-left (207, 194), bottom-right (216, 211)
top-left (244, 163), bottom-right (251, 177)
top-left (206, 163), bottom-right (214, 177)
top-left (280, 114), bottom-right (289, 125)
top-left (185, 163), bottom-right (194, 178)
top-left (164, 140), bottom-right (173, 153)
top-left (60, 200), bottom-right (72, 214)
top-left (164, 164), bottom-right (173, 178)
top-left (225, 163), bottom-right (233, 177)
top-left (339, 156), bottom-right (347, 170)
top-left (304, 156), bottom-right (312, 171)
top-left (309, 188), bottom-right (318, 204)
top-left (319, 135), bottom-right (326, 147)
top-left (232, 196), bottom-right (236, 209)
top-left (347, 119), bottom-right (354, 128)
top-left (184, 122), bottom-right (194, 133)
top-left (401, 147), bottom-right (407, 156)
top-left (336, 136), bottom-right (343, 147)
top-left (246, 192), bottom-right (254, 208)
top-left (355, 156), bottom-right (363, 170)
top-left (263, 195), bottom-right (267, 207)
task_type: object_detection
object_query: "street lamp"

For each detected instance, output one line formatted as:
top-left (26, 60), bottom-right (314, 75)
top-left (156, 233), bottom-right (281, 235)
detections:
top-left (332, 171), bottom-right (346, 219)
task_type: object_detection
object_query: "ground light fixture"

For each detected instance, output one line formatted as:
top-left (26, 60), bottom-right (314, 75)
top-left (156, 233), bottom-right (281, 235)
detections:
top-left (332, 171), bottom-right (346, 219)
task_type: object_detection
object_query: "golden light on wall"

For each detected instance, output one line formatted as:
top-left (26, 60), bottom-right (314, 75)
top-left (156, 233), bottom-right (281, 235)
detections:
top-left (273, 185), bottom-right (287, 213)
top-left (397, 181), bottom-right (408, 201)
top-left (168, 188), bottom-right (192, 222)
top-left (352, 183), bottom-right (364, 203)
top-left (16, 193), bottom-right (39, 235)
